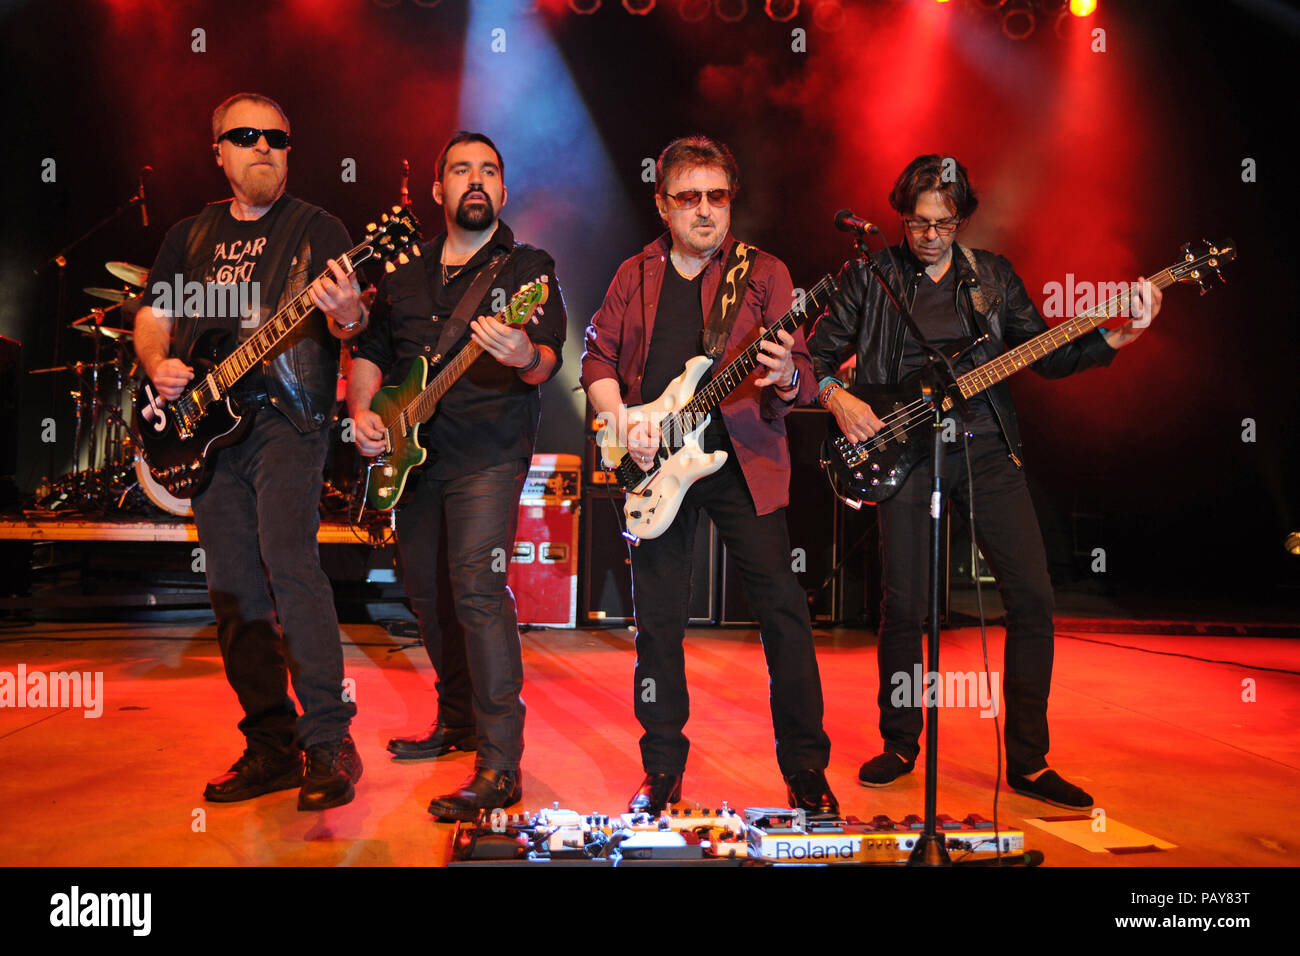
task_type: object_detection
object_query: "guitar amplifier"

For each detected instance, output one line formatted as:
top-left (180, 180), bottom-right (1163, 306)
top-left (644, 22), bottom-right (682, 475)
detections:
top-left (508, 453), bottom-right (581, 628)
top-left (581, 487), bottom-right (718, 625)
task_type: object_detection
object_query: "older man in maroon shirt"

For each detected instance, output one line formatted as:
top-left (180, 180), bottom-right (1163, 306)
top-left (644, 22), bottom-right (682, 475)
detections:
top-left (581, 135), bottom-right (837, 817)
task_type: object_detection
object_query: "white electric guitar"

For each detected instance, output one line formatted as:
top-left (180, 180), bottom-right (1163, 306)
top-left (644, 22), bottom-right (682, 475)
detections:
top-left (596, 275), bottom-right (836, 543)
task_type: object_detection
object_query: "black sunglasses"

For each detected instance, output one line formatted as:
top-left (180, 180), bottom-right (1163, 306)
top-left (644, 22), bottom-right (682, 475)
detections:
top-left (217, 127), bottom-right (291, 149)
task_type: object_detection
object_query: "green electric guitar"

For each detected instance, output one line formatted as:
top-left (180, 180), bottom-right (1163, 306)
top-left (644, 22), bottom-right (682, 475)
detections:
top-left (360, 277), bottom-right (549, 513)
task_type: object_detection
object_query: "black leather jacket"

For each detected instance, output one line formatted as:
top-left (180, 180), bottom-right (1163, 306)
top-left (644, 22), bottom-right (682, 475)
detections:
top-left (808, 241), bottom-right (1118, 464)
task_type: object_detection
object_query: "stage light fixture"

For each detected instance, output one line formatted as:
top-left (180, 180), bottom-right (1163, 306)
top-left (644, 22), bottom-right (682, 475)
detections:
top-left (765, 0), bottom-right (798, 21)
top-left (1286, 532), bottom-right (1300, 556)
top-left (624, 0), bottom-right (656, 12)
top-left (680, 0), bottom-right (712, 20)
top-left (1001, 0), bottom-right (1036, 39)
top-left (1070, 0), bottom-right (1096, 15)
top-left (569, 0), bottom-right (601, 12)
top-left (811, 0), bottom-right (843, 30)
top-left (715, 0), bottom-right (748, 22)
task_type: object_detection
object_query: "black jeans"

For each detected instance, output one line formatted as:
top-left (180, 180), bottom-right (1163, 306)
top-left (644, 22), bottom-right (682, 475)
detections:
top-left (394, 458), bottom-right (528, 773)
top-left (876, 434), bottom-right (1055, 777)
top-left (628, 457), bottom-right (832, 776)
top-left (191, 408), bottom-right (354, 753)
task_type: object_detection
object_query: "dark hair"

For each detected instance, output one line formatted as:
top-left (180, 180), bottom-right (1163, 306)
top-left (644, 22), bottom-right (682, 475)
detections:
top-left (888, 154), bottom-right (979, 219)
top-left (211, 93), bottom-right (290, 142)
top-left (655, 135), bottom-right (739, 196)
top-left (436, 131), bottom-right (504, 182)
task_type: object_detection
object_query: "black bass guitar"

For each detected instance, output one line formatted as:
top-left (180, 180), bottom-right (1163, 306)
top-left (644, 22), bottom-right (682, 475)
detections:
top-left (134, 206), bottom-right (421, 497)
top-left (822, 239), bottom-right (1236, 505)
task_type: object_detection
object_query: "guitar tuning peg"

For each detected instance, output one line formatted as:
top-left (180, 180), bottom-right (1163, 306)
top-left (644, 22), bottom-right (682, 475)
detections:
top-left (385, 261), bottom-right (396, 274)
top-left (411, 245), bottom-right (422, 257)
top-left (381, 213), bottom-right (390, 223)
top-left (392, 205), bottom-right (401, 214)
top-left (397, 252), bottom-right (409, 265)
top-left (366, 222), bottom-right (377, 233)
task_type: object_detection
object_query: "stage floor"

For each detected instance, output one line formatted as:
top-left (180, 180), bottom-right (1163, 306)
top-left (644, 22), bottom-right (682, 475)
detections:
top-left (1, 618), bottom-right (1297, 867)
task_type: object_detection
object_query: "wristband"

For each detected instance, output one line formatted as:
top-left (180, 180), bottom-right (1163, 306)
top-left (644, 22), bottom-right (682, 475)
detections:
top-left (519, 344), bottom-right (542, 374)
top-left (819, 382), bottom-right (842, 408)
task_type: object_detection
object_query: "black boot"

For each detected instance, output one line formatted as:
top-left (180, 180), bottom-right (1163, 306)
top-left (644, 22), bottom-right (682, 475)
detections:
top-left (784, 768), bottom-right (840, 817)
top-left (204, 747), bottom-right (302, 803)
top-left (428, 768), bottom-right (522, 822)
top-left (628, 772), bottom-right (684, 815)
top-left (299, 735), bottom-right (363, 811)
top-left (387, 724), bottom-right (478, 760)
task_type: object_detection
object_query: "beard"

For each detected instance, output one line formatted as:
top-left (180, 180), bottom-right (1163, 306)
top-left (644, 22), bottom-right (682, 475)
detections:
top-left (455, 194), bottom-right (496, 231)
top-left (240, 163), bottom-right (285, 207)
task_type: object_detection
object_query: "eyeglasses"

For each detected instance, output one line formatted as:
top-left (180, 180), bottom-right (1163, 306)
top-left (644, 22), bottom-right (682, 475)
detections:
top-left (217, 127), bottom-right (291, 149)
top-left (665, 188), bottom-right (733, 209)
top-left (903, 216), bottom-right (961, 236)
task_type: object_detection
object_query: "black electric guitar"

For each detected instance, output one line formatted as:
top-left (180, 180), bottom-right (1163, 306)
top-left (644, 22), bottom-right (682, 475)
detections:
top-left (822, 239), bottom-right (1237, 505)
top-left (134, 206), bottom-right (421, 497)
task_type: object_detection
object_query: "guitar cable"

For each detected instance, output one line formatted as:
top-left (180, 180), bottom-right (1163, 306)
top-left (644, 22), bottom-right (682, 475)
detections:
top-left (961, 426), bottom-right (1004, 865)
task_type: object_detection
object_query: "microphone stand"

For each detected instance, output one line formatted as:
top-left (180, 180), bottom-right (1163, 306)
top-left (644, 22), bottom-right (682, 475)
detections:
top-left (847, 228), bottom-right (971, 867)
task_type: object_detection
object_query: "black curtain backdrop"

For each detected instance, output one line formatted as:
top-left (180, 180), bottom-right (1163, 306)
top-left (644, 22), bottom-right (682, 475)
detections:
top-left (1, 0), bottom-right (1295, 604)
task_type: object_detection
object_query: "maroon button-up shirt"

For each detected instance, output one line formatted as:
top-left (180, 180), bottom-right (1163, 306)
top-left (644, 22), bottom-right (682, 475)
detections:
top-left (580, 231), bottom-right (817, 516)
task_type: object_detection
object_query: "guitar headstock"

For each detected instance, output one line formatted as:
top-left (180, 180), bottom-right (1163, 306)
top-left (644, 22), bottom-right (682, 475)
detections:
top-left (364, 205), bottom-right (423, 273)
top-left (1174, 238), bottom-right (1236, 295)
top-left (502, 276), bottom-right (550, 327)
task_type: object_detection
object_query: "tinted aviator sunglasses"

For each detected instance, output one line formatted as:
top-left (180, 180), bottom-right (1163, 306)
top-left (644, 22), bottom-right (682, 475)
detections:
top-left (665, 188), bottom-right (733, 209)
top-left (217, 127), bottom-right (291, 149)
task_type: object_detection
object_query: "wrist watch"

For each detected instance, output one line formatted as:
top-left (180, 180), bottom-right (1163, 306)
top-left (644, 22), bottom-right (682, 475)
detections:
top-left (334, 314), bottom-right (363, 333)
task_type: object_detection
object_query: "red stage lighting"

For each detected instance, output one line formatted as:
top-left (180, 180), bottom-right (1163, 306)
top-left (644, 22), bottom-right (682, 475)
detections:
top-left (624, 0), bottom-right (656, 12)
top-left (1070, 0), bottom-right (1097, 15)
top-left (680, 0), bottom-right (712, 21)
top-left (811, 0), bottom-right (842, 31)
top-left (569, 0), bottom-right (601, 12)
top-left (715, 0), bottom-right (748, 22)
top-left (765, 0), bottom-right (798, 21)
top-left (1001, 0), bottom-right (1036, 39)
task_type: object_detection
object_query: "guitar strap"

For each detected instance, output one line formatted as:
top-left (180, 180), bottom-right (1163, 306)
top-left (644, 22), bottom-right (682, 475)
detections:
top-left (702, 241), bottom-right (755, 358)
top-left (429, 245), bottom-right (517, 363)
top-left (960, 245), bottom-right (991, 318)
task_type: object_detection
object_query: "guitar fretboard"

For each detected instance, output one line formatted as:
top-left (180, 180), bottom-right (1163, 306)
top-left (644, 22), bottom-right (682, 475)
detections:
top-left (387, 340), bottom-right (487, 440)
top-left (950, 266), bottom-right (1178, 405)
top-left (666, 274), bottom-right (836, 437)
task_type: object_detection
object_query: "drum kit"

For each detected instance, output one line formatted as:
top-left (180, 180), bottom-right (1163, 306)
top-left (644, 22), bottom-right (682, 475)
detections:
top-left (31, 260), bottom-right (194, 516)
top-left (30, 260), bottom-right (367, 523)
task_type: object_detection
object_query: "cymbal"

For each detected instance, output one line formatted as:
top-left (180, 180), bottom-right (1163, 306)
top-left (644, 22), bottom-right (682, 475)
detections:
top-left (84, 286), bottom-right (135, 303)
top-left (106, 261), bottom-right (149, 287)
top-left (71, 309), bottom-right (133, 339)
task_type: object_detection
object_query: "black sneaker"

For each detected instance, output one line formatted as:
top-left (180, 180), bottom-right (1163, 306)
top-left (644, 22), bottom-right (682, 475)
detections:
top-left (1008, 769), bottom-right (1093, 810)
top-left (857, 752), bottom-right (915, 787)
top-left (299, 735), bottom-right (363, 811)
top-left (204, 747), bottom-right (302, 803)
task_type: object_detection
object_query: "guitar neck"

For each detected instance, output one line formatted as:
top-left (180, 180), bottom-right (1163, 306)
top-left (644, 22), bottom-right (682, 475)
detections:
top-left (676, 274), bottom-right (836, 421)
top-left (953, 266), bottom-right (1177, 403)
top-left (206, 241), bottom-right (373, 394)
top-left (397, 339), bottom-right (487, 431)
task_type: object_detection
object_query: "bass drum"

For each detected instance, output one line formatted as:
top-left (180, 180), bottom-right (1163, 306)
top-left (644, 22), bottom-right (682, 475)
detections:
top-left (134, 452), bottom-right (193, 517)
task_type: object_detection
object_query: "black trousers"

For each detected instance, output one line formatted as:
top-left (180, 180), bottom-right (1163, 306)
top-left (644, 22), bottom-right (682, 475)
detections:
top-left (876, 434), bottom-right (1055, 777)
top-left (628, 457), bottom-right (832, 776)
top-left (394, 458), bottom-right (528, 772)
top-left (191, 409), bottom-right (354, 753)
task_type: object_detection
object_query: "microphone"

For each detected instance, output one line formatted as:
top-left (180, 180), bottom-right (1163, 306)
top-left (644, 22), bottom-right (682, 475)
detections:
top-left (834, 208), bottom-right (880, 234)
top-left (138, 165), bottom-right (153, 227)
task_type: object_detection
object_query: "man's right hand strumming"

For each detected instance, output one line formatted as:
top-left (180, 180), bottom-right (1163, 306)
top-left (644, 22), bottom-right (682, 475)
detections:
top-left (148, 357), bottom-right (195, 401)
top-left (827, 389), bottom-right (886, 444)
top-left (352, 409), bottom-right (387, 457)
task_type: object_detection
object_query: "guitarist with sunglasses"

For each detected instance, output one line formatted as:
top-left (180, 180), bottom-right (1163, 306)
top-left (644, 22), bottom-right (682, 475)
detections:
top-left (581, 136), bottom-right (837, 819)
top-left (348, 131), bottom-right (567, 821)
top-left (807, 154), bottom-right (1161, 810)
top-left (134, 93), bottom-right (368, 810)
